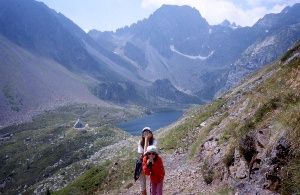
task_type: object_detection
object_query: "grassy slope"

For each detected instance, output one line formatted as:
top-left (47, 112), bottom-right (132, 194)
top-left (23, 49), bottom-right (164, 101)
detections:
top-left (158, 43), bottom-right (300, 193)
top-left (52, 150), bottom-right (137, 195)
top-left (0, 103), bottom-right (140, 194)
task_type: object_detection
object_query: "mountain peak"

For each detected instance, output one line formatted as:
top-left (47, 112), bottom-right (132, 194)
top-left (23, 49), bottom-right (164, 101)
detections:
top-left (281, 3), bottom-right (300, 14)
top-left (254, 3), bottom-right (300, 29)
top-left (219, 19), bottom-right (240, 29)
top-left (159, 4), bottom-right (199, 12)
top-left (221, 19), bottom-right (231, 26)
top-left (152, 4), bottom-right (206, 22)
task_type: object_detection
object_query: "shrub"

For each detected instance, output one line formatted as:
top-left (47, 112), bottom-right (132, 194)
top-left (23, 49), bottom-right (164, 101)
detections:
top-left (160, 98), bottom-right (226, 151)
top-left (239, 134), bottom-right (256, 163)
top-left (201, 160), bottom-right (214, 184)
top-left (217, 185), bottom-right (234, 195)
top-left (279, 103), bottom-right (300, 156)
top-left (220, 122), bottom-right (239, 143)
top-left (254, 97), bottom-right (280, 123)
top-left (281, 157), bottom-right (300, 195)
top-left (237, 119), bottom-right (255, 139)
top-left (223, 144), bottom-right (235, 168)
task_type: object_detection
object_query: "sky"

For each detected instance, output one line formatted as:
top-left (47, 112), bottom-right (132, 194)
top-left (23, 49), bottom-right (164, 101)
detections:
top-left (38, 0), bottom-right (300, 32)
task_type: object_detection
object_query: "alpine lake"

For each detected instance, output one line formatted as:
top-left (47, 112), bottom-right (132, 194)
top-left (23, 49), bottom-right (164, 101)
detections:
top-left (117, 110), bottom-right (183, 135)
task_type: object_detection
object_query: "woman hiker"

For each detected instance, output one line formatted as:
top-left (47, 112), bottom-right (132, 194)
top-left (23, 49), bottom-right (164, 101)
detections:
top-left (143, 145), bottom-right (165, 195)
top-left (138, 127), bottom-right (157, 195)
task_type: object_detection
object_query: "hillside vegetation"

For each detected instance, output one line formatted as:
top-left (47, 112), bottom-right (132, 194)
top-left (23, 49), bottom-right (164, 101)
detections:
top-left (53, 42), bottom-right (300, 195)
top-left (158, 42), bottom-right (300, 194)
top-left (0, 103), bottom-right (141, 194)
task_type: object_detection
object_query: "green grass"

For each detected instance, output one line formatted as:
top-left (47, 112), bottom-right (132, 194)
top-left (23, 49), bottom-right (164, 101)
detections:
top-left (188, 114), bottom-right (228, 159)
top-left (216, 185), bottom-right (234, 195)
top-left (223, 143), bottom-right (235, 168)
top-left (0, 103), bottom-right (138, 194)
top-left (189, 126), bottom-right (211, 159)
top-left (201, 159), bottom-right (214, 184)
top-left (53, 149), bottom-right (137, 194)
top-left (220, 122), bottom-right (239, 144)
top-left (53, 162), bottom-right (110, 195)
top-left (160, 98), bottom-right (226, 151)
top-left (278, 100), bottom-right (300, 194)
top-left (224, 57), bottom-right (299, 166)
top-left (281, 157), bottom-right (300, 195)
top-left (279, 102), bottom-right (300, 155)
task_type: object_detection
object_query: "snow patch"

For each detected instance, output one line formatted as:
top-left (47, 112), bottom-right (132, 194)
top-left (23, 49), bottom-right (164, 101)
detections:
top-left (209, 28), bottom-right (212, 34)
top-left (170, 45), bottom-right (214, 60)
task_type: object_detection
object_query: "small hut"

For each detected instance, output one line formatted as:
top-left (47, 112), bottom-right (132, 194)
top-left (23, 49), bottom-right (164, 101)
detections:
top-left (73, 118), bottom-right (84, 129)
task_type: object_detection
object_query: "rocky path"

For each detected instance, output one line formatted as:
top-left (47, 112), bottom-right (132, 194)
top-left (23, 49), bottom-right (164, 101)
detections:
top-left (118, 151), bottom-right (218, 195)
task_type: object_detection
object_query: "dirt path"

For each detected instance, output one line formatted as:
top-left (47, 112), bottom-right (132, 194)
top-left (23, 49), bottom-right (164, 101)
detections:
top-left (118, 151), bottom-right (218, 195)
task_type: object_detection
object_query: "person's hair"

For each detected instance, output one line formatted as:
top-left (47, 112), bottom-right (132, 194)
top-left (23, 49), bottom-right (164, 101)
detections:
top-left (140, 133), bottom-right (154, 149)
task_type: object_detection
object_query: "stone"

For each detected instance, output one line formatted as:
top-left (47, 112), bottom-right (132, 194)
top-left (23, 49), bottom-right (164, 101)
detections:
top-left (232, 149), bottom-right (248, 179)
top-left (236, 160), bottom-right (248, 179)
top-left (200, 122), bottom-right (206, 127)
top-left (125, 183), bottom-right (133, 189)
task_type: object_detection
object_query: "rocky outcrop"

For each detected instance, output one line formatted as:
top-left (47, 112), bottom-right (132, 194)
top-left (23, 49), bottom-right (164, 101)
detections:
top-left (197, 127), bottom-right (291, 194)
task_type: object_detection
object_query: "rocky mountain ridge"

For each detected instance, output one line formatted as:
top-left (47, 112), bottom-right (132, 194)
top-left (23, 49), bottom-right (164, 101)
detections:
top-left (90, 3), bottom-right (300, 101)
top-left (0, 0), bottom-right (200, 126)
top-left (1, 1), bottom-right (300, 126)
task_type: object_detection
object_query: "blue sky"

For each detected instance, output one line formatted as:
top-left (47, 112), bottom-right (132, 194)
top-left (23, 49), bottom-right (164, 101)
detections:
top-left (38, 0), bottom-right (300, 32)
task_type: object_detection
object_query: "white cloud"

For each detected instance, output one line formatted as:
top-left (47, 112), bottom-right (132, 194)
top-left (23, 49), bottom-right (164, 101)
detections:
top-left (141, 0), bottom-right (300, 26)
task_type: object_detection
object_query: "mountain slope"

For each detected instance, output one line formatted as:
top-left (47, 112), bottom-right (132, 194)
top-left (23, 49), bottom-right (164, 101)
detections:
top-left (157, 42), bottom-right (300, 194)
top-left (0, 0), bottom-right (201, 126)
top-left (0, 0), bottom-right (131, 81)
top-left (0, 35), bottom-right (106, 126)
top-left (51, 40), bottom-right (300, 195)
top-left (89, 4), bottom-right (300, 101)
top-left (225, 3), bottom-right (300, 89)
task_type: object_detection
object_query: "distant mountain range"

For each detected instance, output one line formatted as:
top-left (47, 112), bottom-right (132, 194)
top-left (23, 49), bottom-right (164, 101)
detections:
top-left (90, 3), bottom-right (300, 99)
top-left (1, 0), bottom-right (300, 126)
